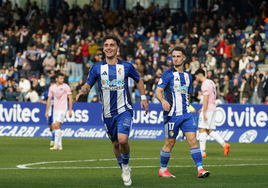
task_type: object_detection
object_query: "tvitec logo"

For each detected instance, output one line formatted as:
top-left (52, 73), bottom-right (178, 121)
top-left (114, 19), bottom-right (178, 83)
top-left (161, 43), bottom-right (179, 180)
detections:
top-left (215, 107), bottom-right (268, 128)
top-left (101, 79), bottom-right (125, 86)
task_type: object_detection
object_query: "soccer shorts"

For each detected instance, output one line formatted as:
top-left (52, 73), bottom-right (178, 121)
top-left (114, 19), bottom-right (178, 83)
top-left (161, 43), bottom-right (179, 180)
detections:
top-left (53, 111), bottom-right (66, 123)
top-left (103, 111), bottom-right (133, 141)
top-left (47, 115), bottom-right (53, 125)
top-left (164, 113), bottom-right (196, 139)
top-left (198, 111), bottom-right (216, 130)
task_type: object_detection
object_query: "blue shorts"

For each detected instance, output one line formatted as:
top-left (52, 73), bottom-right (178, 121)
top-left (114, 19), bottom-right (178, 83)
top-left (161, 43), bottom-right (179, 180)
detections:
top-left (103, 111), bottom-right (133, 141)
top-left (47, 115), bottom-right (53, 126)
top-left (164, 113), bottom-right (196, 139)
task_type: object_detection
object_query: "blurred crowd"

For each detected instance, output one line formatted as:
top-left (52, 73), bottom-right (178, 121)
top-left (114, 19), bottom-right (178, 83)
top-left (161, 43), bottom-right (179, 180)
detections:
top-left (0, 0), bottom-right (268, 105)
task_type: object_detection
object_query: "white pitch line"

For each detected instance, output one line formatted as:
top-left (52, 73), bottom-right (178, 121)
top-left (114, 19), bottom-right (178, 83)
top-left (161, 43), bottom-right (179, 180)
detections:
top-left (1, 163), bottom-right (268, 170)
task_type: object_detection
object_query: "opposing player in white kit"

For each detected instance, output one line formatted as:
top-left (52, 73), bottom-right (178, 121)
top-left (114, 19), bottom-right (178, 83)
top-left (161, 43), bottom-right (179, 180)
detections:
top-left (194, 69), bottom-right (230, 157)
top-left (45, 72), bottom-right (73, 150)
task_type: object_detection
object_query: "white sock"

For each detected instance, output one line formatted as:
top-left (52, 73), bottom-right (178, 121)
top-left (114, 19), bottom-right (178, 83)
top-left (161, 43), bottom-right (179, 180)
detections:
top-left (209, 131), bottom-right (225, 147)
top-left (58, 129), bottom-right (62, 146)
top-left (160, 167), bottom-right (167, 172)
top-left (199, 132), bottom-right (207, 154)
top-left (54, 129), bottom-right (60, 147)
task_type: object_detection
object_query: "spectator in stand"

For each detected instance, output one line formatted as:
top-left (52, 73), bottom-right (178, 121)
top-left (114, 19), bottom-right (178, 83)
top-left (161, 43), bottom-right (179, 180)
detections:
top-left (251, 77), bottom-right (265, 104)
top-left (197, 40), bottom-right (206, 64)
top-left (205, 51), bottom-right (216, 72)
top-left (2, 46), bottom-right (12, 67)
top-left (232, 79), bottom-right (240, 103)
top-left (56, 37), bottom-right (67, 64)
top-left (221, 75), bottom-right (232, 96)
top-left (226, 27), bottom-right (236, 45)
top-left (220, 88), bottom-right (234, 104)
top-left (42, 52), bottom-right (56, 76)
top-left (253, 45), bottom-right (264, 66)
top-left (80, 39), bottom-right (89, 66)
top-left (88, 39), bottom-right (99, 61)
top-left (18, 76), bottom-right (31, 101)
top-left (224, 40), bottom-right (232, 59)
top-left (133, 58), bottom-right (145, 79)
top-left (0, 67), bottom-right (8, 85)
top-left (239, 76), bottom-right (250, 104)
top-left (189, 56), bottom-right (200, 76)
top-left (6, 86), bottom-right (20, 101)
top-left (264, 96), bottom-right (268, 105)
top-left (66, 44), bottom-right (76, 77)
top-left (25, 87), bottom-right (39, 102)
top-left (83, 62), bottom-right (91, 83)
top-left (236, 29), bottom-right (246, 41)
top-left (32, 78), bottom-right (42, 96)
top-left (74, 46), bottom-right (83, 79)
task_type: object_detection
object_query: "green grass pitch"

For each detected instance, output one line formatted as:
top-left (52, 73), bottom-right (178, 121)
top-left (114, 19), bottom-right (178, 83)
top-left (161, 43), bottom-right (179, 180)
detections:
top-left (0, 137), bottom-right (268, 188)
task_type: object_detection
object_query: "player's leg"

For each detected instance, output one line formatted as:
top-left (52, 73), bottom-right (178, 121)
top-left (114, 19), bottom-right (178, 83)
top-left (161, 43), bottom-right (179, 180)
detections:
top-left (112, 140), bottom-right (122, 169)
top-left (206, 111), bottom-right (230, 156)
top-left (117, 111), bottom-right (132, 186)
top-left (51, 111), bottom-right (64, 150)
top-left (159, 117), bottom-right (179, 178)
top-left (182, 113), bottom-right (210, 178)
top-left (198, 111), bottom-right (208, 157)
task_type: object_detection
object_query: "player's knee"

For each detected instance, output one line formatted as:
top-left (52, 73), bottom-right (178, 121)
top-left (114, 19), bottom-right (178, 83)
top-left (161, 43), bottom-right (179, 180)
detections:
top-left (118, 137), bottom-right (128, 146)
top-left (165, 141), bottom-right (175, 149)
top-left (112, 142), bottom-right (119, 149)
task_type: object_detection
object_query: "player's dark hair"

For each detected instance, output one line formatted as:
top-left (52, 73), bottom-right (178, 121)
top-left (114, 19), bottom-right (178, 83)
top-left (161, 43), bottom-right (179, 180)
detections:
top-left (103, 35), bottom-right (120, 46)
top-left (194, 69), bottom-right (206, 77)
top-left (171, 46), bottom-right (186, 56)
top-left (56, 72), bottom-right (64, 78)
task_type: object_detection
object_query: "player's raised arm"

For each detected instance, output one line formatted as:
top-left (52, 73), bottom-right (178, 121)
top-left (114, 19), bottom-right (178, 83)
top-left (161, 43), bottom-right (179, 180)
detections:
top-left (156, 86), bottom-right (170, 112)
top-left (45, 96), bottom-right (52, 118)
top-left (76, 83), bottom-right (92, 101)
top-left (136, 77), bottom-right (149, 114)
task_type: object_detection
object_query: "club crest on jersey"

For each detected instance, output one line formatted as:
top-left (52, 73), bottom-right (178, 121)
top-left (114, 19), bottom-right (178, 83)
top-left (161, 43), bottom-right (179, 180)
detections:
top-left (60, 88), bottom-right (63, 90)
top-left (185, 76), bottom-right (189, 82)
top-left (118, 68), bottom-right (122, 74)
top-left (169, 131), bottom-right (174, 137)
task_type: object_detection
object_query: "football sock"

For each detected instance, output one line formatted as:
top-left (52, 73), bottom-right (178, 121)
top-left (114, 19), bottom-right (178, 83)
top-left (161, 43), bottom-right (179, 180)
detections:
top-left (51, 130), bottom-right (55, 142)
top-left (160, 149), bottom-right (170, 172)
top-left (199, 132), bottom-right (207, 154)
top-left (121, 152), bottom-right (130, 165)
top-left (190, 147), bottom-right (203, 171)
top-left (116, 157), bottom-right (122, 169)
top-left (209, 131), bottom-right (225, 147)
top-left (54, 129), bottom-right (60, 146)
top-left (58, 129), bottom-right (62, 146)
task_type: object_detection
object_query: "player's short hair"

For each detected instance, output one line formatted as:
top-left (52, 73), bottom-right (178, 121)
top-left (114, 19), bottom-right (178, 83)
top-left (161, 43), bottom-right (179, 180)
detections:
top-left (194, 69), bottom-right (206, 77)
top-left (56, 72), bottom-right (64, 78)
top-left (103, 35), bottom-right (120, 46)
top-left (171, 46), bottom-right (186, 56)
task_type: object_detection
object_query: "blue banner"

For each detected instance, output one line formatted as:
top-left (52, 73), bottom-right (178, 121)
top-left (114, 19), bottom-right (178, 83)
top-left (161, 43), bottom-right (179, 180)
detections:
top-left (0, 102), bottom-right (267, 143)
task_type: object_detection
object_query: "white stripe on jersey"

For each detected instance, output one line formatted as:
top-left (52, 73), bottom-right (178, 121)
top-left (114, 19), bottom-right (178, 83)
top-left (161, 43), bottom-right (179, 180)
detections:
top-left (116, 64), bottom-right (126, 114)
top-left (174, 72), bottom-right (183, 116)
top-left (184, 72), bottom-right (190, 113)
top-left (101, 64), bottom-right (111, 118)
top-left (168, 92), bottom-right (175, 116)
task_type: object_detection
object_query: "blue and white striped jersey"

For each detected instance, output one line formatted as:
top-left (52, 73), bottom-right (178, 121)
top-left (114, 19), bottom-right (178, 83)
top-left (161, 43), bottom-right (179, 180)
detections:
top-left (41, 91), bottom-right (54, 116)
top-left (86, 59), bottom-right (140, 118)
top-left (157, 67), bottom-right (192, 117)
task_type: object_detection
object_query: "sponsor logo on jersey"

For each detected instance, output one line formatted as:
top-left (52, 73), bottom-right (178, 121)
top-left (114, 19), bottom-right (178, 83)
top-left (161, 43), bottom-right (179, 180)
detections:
top-left (239, 130), bottom-right (258, 143)
top-left (174, 84), bottom-right (188, 94)
top-left (175, 77), bottom-right (180, 81)
top-left (101, 79), bottom-right (125, 90)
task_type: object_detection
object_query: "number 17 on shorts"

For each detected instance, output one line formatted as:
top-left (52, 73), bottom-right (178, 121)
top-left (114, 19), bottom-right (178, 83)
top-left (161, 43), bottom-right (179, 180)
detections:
top-left (165, 122), bottom-right (178, 139)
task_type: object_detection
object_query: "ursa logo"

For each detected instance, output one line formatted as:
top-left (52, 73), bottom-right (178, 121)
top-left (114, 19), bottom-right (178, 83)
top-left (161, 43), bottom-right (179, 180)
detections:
top-left (239, 130), bottom-right (258, 143)
top-left (101, 79), bottom-right (125, 86)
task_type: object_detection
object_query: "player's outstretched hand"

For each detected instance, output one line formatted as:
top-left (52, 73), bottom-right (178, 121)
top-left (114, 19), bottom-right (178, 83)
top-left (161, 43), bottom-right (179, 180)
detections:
top-left (76, 93), bottom-right (83, 101)
top-left (68, 110), bottom-right (72, 117)
top-left (45, 112), bottom-right (49, 118)
top-left (162, 100), bottom-right (170, 112)
top-left (141, 100), bottom-right (149, 114)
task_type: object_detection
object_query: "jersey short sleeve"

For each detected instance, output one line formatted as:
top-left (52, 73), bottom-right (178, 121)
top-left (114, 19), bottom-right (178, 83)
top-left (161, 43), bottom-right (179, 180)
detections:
top-left (86, 64), bottom-right (99, 86)
top-left (41, 91), bottom-right (48, 101)
top-left (65, 84), bottom-right (72, 95)
top-left (157, 70), bottom-right (170, 89)
top-left (48, 86), bottom-right (53, 97)
top-left (201, 81), bottom-right (209, 96)
top-left (127, 63), bottom-right (140, 83)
